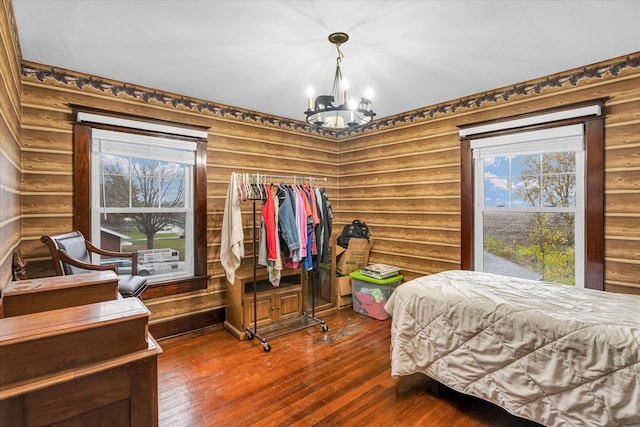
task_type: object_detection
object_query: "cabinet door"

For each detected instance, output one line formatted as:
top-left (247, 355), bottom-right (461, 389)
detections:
top-left (243, 294), bottom-right (274, 329)
top-left (277, 288), bottom-right (302, 320)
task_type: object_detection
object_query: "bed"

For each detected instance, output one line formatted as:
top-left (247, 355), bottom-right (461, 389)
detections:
top-left (384, 270), bottom-right (640, 427)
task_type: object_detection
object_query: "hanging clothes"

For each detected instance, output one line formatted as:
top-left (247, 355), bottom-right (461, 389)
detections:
top-left (223, 173), bottom-right (332, 286)
top-left (296, 186), bottom-right (309, 261)
top-left (284, 185), bottom-right (305, 269)
top-left (300, 187), bottom-right (314, 271)
top-left (318, 187), bottom-right (333, 264)
top-left (257, 184), bottom-right (287, 286)
top-left (268, 187), bottom-right (283, 286)
top-left (304, 185), bottom-right (320, 257)
top-left (221, 172), bottom-right (244, 283)
top-left (313, 186), bottom-right (324, 270)
top-left (277, 185), bottom-right (300, 270)
top-left (262, 185), bottom-right (277, 262)
top-left (277, 184), bottom-right (300, 257)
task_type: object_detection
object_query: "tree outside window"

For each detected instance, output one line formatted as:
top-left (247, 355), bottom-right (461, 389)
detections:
top-left (474, 127), bottom-right (584, 287)
top-left (91, 129), bottom-right (195, 282)
top-left (101, 155), bottom-right (186, 250)
top-left (461, 102), bottom-right (604, 290)
top-left (483, 152), bottom-right (577, 284)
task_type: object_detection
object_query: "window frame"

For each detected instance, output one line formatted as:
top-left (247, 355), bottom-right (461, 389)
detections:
top-left (90, 128), bottom-right (196, 282)
top-left (472, 125), bottom-right (585, 286)
top-left (459, 99), bottom-right (605, 290)
top-left (72, 106), bottom-right (210, 294)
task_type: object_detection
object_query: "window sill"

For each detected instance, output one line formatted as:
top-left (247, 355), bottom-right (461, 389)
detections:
top-left (141, 275), bottom-right (210, 299)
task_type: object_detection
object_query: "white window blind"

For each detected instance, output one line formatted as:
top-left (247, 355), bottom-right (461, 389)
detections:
top-left (459, 104), bottom-right (600, 137)
top-left (92, 129), bottom-right (196, 164)
top-left (78, 112), bottom-right (208, 139)
top-left (471, 124), bottom-right (584, 159)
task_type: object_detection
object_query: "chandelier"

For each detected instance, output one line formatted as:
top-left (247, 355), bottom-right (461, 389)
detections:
top-left (304, 32), bottom-right (376, 130)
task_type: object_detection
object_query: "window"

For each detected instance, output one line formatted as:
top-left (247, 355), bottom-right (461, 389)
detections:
top-left (472, 125), bottom-right (584, 286)
top-left (91, 129), bottom-right (195, 282)
top-left (459, 100), bottom-right (604, 290)
top-left (73, 107), bottom-right (209, 291)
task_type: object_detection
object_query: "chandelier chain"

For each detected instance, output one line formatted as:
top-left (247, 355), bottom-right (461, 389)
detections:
top-left (332, 44), bottom-right (344, 99)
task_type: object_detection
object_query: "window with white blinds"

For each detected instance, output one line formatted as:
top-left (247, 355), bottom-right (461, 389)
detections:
top-left (90, 129), bottom-right (195, 281)
top-left (471, 124), bottom-right (585, 287)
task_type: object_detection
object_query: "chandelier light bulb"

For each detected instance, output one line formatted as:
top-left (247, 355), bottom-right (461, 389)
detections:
top-left (348, 98), bottom-right (357, 123)
top-left (364, 87), bottom-right (374, 111)
top-left (342, 79), bottom-right (349, 105)
top-left (306, 86), bottom-right (314, 111)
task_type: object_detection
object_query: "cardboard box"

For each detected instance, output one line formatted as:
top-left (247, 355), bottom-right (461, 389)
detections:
top-left (335, 238), bottom-right (375, 275)
top-left (336, 275), bottom-right (353, 309)
top-left (338, 275), bottom-right (352, 296)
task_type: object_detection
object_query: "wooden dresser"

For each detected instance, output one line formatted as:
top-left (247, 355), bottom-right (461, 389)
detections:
top-left (2, 270), bottom-right (119, 317)
top-left (0, 292), bottom-right (161, 426)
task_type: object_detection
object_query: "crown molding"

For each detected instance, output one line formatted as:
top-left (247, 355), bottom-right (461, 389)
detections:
top-left (363, 53), bottom-right (640, 134)
top-left (22, 52), bottom-right (640, 139)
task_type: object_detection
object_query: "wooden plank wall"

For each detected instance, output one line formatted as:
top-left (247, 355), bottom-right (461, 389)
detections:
top-left (337, 53), bottom-right (640, 295)
top-left (601, 77), bottom-right (640, 295)
top-left (19, 63), bottom-right (338, 331)
top-left (0, 0), bottom-right (22, 290)
top-left (3, 0), bottom-right (640, 334)
top-left (335, 120), bottom-right (462, 279)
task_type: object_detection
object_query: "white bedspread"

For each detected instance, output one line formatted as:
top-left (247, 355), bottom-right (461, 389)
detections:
top-left (384, 270), bottom-right (640, 427)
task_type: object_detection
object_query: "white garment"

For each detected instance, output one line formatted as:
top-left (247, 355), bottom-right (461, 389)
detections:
top-left (220, 172), bottom-right (244, 283)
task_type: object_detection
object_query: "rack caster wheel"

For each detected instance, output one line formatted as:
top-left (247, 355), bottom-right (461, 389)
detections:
top-left (246, 331), bottom-right (254, 340)
top-left (322, 324), bottom-right (329, 332)
top-left (263, 343), bottom-right (271, 352)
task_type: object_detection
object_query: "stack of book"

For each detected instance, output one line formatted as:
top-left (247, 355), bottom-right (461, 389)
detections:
top-left (360, 263), bottom-right (401, 280)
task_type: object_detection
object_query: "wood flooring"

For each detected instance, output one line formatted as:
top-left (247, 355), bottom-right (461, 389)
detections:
top-left (157, 309), bottom-right (543, 427)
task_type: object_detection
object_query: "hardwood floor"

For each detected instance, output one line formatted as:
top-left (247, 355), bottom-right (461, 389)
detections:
top-left (157, 309), bottom-right (542, 427)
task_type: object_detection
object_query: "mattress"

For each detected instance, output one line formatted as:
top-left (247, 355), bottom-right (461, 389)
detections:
top-left (384, 270), bottom-right (640, 427)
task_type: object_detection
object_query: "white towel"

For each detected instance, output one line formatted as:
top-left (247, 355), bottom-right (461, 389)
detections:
top-left (220, 172), bottom-right (244, 283)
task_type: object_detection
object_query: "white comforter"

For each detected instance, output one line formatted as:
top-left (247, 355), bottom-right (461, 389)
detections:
top-left (384, 270), bottom-right (640, 427)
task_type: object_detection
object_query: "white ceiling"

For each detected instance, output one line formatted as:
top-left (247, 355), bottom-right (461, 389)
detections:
top-left (13, 0), bottom-right (640, 123)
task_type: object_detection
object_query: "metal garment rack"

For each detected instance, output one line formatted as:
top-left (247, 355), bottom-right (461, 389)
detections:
top-left (238, 173), bottom-right (328, 352)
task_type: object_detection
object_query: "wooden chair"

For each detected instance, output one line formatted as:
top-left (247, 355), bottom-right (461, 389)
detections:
top-left (40, 230), bottom-right (147, 298)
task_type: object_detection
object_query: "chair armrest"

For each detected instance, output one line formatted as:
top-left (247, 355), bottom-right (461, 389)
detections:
top-left (85, 242), bottom-right (139, 275)
top-left (58, 250), bottom-right (119, 274)
top-left (85, 241), bottom-right (134, 259)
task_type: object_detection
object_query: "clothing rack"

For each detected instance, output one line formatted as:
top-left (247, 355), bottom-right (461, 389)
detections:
top-left (240, 173), bottom-right (327, 183)
top-left (238, 172), bottom-right (328, 352)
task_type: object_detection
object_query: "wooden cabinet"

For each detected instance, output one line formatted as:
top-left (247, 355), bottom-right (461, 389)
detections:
top-left (0, 297), bottom-right (161, 426)
top-left (243, 285), bottom-right (303, 328)
top-left (225, 265), bottom-right (304, 339)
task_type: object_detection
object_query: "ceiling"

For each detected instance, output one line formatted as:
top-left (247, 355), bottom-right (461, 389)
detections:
top-left (12, 0), bottom-right (640, 123)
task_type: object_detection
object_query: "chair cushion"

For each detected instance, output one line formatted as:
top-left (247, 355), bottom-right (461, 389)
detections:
top-left (118, 275), bottom-right (148, 298)
top-left (56, 235), bottom-right (92, 275)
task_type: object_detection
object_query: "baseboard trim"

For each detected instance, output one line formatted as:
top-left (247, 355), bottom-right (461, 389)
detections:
top-left (142, 275), bottom-right (209, 300)
top-left (150, 307), bottom-right (224, 340)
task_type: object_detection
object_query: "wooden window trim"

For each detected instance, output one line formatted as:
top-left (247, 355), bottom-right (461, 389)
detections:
top-left (459, 100), bottom-right (605, 290)
top-left (72, 107), bottom-right (210, 293)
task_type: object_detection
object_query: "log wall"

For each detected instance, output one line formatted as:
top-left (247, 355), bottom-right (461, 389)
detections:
top-left (2, 0), bottom-right (640, 336)
top-left (19, 62), bottom-right (337, 335)
top-left (0, 0), bottom-right (22, 289)
top-left (337, 55), bottom-right (640, 296)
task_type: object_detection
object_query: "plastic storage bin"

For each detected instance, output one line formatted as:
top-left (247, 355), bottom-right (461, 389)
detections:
top-left (349, 270), bottom-right (403, 320)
